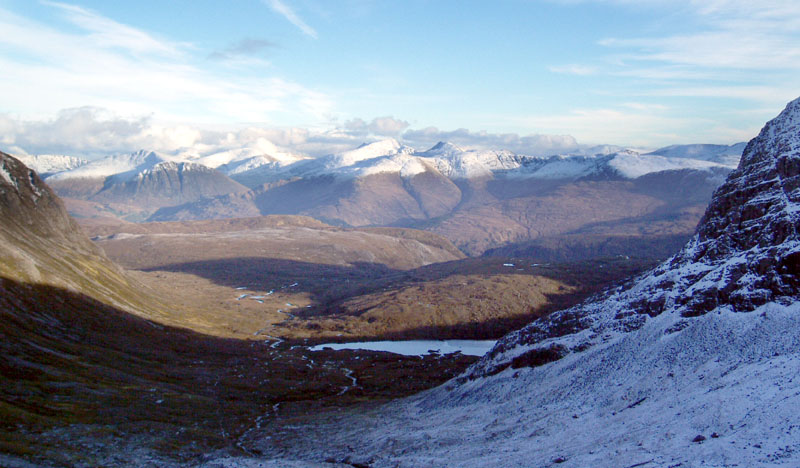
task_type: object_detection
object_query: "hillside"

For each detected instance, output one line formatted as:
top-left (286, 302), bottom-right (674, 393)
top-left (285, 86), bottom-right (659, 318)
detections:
top-left (0, 151), bottom-right (167, 317)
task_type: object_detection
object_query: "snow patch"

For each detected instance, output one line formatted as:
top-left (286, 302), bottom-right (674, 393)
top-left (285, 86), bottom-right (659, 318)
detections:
top-left (0, 163), bottom-right (16, 189)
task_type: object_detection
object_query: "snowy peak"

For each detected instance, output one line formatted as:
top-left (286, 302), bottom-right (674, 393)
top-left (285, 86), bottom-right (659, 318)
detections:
top-left (47, 150), bottom-right (173, 181)
top-left (194, 143), bottom-right (307, 175)
top-left (329, 138), bottom-right (411, 168)
top-left (467, 96), bottom-right (800, 379)
top-left (14, 154), bottom-right (88, 177)
top-left (421, 141), bottom-right (465, 157)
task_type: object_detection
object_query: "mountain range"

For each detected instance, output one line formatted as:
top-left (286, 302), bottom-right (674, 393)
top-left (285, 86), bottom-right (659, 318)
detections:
top-left (31, 140), bottom-right (745, 259)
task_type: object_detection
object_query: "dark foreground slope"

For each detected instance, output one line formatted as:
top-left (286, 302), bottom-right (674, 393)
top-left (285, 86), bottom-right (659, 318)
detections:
top-left (217, 101), bottom-right (800, 467)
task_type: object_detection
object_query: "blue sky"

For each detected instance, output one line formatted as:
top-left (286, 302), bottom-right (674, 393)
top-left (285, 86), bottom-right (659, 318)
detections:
top-left (1, 0), bottom-right (799, 157)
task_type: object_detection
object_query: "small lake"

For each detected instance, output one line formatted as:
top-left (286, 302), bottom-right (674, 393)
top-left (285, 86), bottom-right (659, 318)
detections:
top-left (309, 340), bottom-right (497, 357)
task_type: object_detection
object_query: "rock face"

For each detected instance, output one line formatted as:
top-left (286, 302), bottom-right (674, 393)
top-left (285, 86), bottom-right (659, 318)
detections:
top-left (93, 160), bottom-right (249, 207)
top-left (469, 97), bottom-right (800, 378)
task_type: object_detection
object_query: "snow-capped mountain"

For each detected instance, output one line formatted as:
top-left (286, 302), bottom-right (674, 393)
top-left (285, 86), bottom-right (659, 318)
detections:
top-left (46, 150), bottom-right (176, 182)
top-left (249, 138), bottom-right (739, 183)
top-left (147, 139), bottom-right (742, 255)
top-left (33, 139), bottom-right (747, 257)
top-left (232, 99), bottom-right (800, 468)
top-left (43, 150), bottom-right (248, 219)
top-left (192, 141), bottom-right (309, 183)
top-left (421, 142), bottom-right (525, 179)
top-left (14, 154), bottom-right (88, 178)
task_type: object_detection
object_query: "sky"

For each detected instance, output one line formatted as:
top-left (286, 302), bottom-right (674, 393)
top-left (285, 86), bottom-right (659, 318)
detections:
top-left (0, 0), bottom-right (799, 158)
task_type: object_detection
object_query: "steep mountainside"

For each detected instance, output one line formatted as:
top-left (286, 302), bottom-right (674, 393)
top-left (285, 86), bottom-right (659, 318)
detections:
top-left (0, 151), bottom-right (166, 316)
top-left (226, 98), bottom-right (800, 467)
top-left (469, 97), bottom-right (800, 378)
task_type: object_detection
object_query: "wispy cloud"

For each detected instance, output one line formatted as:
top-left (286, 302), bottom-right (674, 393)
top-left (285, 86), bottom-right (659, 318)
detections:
top-left (517, 106), bottom-right (758, 147)
top-left (44, 1), bottom-right (180, 57)
top-left (549, 0), bottom-right (800, 103)
top-left (208, 38), bottom-right (278, 61)
top-left (0, 3), bottom-right (331, 125)
top-left (264, 0), bottom-right (318, 39)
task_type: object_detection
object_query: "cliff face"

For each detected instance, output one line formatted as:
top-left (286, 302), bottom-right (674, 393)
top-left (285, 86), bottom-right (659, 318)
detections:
top-left (469, 97), bottom-right (800, 378)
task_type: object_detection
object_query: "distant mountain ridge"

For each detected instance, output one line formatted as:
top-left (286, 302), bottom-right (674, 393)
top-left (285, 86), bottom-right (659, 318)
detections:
top-left (14, 153), bottom-right (88, 177)
top-left (27, 139), bottom-right (746, 258)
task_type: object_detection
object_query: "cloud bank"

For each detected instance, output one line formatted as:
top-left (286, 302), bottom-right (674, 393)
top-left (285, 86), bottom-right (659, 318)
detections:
top-left (0, 108), bottom-right (582, 160)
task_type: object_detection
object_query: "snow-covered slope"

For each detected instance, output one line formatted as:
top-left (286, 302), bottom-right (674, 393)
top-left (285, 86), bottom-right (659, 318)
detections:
top-left (46, 150), bottom-right (177, 181)
top-left (225, 97), bottom-right (800, 467)
top-left (422, 142), bottom-right (525, 179)
top-left (195, 143), bottom-right (307, 175)
top-left (14, 154), bottom-right (88, 177)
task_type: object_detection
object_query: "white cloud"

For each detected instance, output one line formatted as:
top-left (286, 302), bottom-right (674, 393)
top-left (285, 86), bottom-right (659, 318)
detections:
top-left (0, 107), bottom-right (586, 159)
top-left (44, 1), bottom-right (181, 57)
top-left (264, 0), bottom-right (318, 39)
top-left (401, 127), bottom-right (579, 155)
top-left (343, 116), bottom-right (410, 136)
top-left (549, 0), bottom-right (800, 104)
